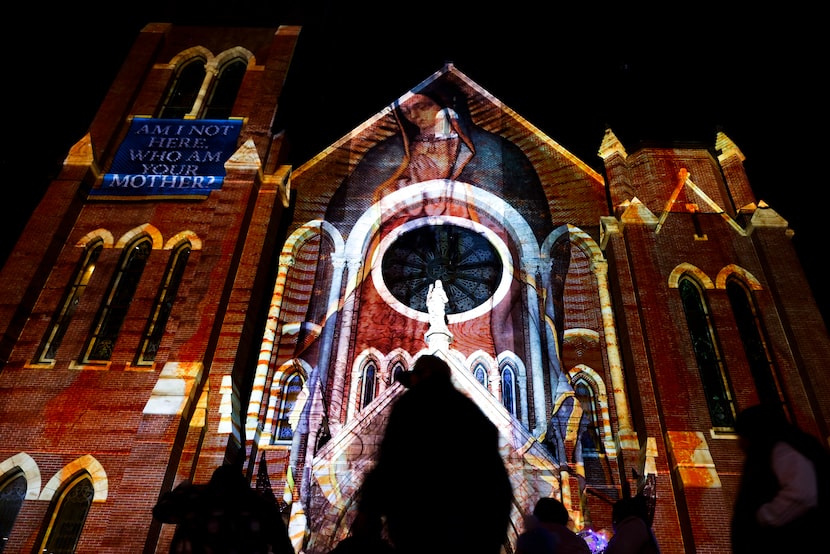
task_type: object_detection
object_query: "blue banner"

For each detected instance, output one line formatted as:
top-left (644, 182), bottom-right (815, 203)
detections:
top-left (92, 118), bottom-right (243, 198)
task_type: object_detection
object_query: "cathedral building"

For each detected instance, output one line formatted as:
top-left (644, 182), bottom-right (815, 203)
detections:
top-left (0, 23), bottom-right (828, 554)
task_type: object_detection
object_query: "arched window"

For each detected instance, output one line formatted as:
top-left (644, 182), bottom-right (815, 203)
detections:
top-left (473, 362), bottom-right (488, 388)
top-left (83, 238), bottom-right (152, 362)
top-left (273, 370), bottom-right (305, 444)
top-left (501, 363), bottom-right (517, 415)
top-left (679, 277), bottom-right (736, 428)
top-left (390, 360), bottom-right (405, 385)
top-left (203, 58), bottom-right (246, 119)
top-left (574, 380), bottom-right (602, 459)
top-left (360, 360), bottom-right (378, 408)
top-left (726, 278), bottom-right (783, 408)
top-left (159, 57), bottom-right (206, 119)
top-left (136, 242), bottom-right (191, 365)
top-left (573, 375), bottom-right (614, 488)
top-left (35, 240), bottom-right (103, 363)
top-left (0, 470), bottom-right (26, 552)
top-left (39, 474), bottom-right (94, 554)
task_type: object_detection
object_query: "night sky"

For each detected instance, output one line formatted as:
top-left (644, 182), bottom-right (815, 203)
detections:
top-left (4, 3), bottom-right (825, 320)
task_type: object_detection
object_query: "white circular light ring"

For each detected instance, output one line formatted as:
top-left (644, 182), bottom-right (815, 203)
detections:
top-left (370, 215), bottom-right (514, 324)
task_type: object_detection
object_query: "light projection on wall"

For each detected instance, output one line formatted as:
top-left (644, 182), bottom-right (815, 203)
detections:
top-left (372, 217), bottom-right (513, 324)
top-left (268, 68), bottom-right (614, 554)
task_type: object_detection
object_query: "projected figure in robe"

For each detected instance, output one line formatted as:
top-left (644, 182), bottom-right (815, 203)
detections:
top-left (324, 76), bottom-right (574, 461)
top-left (326, 77), bottom-right (552, 236)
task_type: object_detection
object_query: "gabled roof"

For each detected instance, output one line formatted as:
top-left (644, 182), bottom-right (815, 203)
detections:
top-left (290, 64), bottom-right (608, 232)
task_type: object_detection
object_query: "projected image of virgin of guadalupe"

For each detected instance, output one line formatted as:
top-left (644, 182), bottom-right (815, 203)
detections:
top-left (326, 76), bottom-right (552, 231)
top-left (324, 74), bottom-right (574, 447)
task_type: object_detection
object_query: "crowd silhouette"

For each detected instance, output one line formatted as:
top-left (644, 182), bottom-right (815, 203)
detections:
top-left (354, 354), bottom-right (514, 554)
top-left (731, 403), bottom-right (829, 554)
top-left (152, 464), bottom-right (293, 554)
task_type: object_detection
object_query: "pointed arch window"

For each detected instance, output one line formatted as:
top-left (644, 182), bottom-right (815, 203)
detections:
top-left (679, 277), bottom-right (736, 428)
top-left (473, 362), bottom-right (488, 388)
top-left (0, 470), bottom-right (26, 552)
top-left (203, 58), bottom-right (246, 119)
top-left (35, 240), bottom-right (103, 363)
top-left (390, 360), bottom-right (405, 385)
top-left (136, 242), bottom-right (191, 365)
top-left (574, 379), bottom-right (602, 459)
top-left (159, 57), bottom-right (206, 119)
top-left (501, 363), bottom-right (517, 415)
top-left (39, 474), bottom-right (94, 554)
top-left (361, 360), bottom-right (378, 408)
top-left (726, 278), bottom-right (783, 407)
top-left (83, 238), bottom-right (152, 362)
top-left (273, 370), bottom-right (305, 444)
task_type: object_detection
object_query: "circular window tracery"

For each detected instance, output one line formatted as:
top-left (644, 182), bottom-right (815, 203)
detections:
top-left (380, 224), bottom-right (503, 315)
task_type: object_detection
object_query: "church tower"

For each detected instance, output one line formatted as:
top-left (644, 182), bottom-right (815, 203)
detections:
top-left (0, 23), bottom-right (300, 552)
top-left (0, 23), bottom-right (828, 554)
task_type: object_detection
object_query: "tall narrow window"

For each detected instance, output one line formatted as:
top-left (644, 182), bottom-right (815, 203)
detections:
top-left (360, 361), bottom-right (378, 408)
top-left (159, 58), bottom-right (206, 119)
top-left (35, 240), bottom-right (103, 363)
top-left (136, 243), bottom-right (191, 365)
top-left (574, 376), bottom-right (614, 488)
top-left (273, 371), bottom-right (305, 444)
top-left (726, 279), bottom-right (783, 408)
top-left (0, 470), bottom-right (26, 553)
top-left (83, 238), bottom-right (152, 362)
top-left (679, 277), bottom-right (736, 428)
top-left (203, 58), bottom-right (246, 119)
top-left (40, 474), bottom-right (94, 554)
top-left (473, 362), bottom-right (488, 388)
top-left (501, 363), bottom-right (516, 415)
top-left (574, 380), bottom-right (602, 460)
top-left (390, 360), bottom-right (405, 385)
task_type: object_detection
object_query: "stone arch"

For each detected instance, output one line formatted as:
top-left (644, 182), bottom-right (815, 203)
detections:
top-left (716, 264), bottom-right (763, 290)
top-left (0, 452), bottom-right (41, 500)
top-left (384, 348), bottom-right (414, 385)
top-left (669, 262), bottom-right (714, 289)
top-left (115, 223), bottom-right (163, 250)
top-left (246, 220), bottom-right (345, 441)
top-left (75, 229), bottom-right (114, 249)
top-left (209, 46), bottom-right (255, 72)
top-left (166, 46), bottom-right (212, 68)
top-left (39, 454), bottom-right (107, 502)
top-left (164, 230), bottom-right (202, 250)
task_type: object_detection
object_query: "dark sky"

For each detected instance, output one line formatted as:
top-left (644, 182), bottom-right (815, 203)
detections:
top-left (4, 3), bottom-right (825, 321)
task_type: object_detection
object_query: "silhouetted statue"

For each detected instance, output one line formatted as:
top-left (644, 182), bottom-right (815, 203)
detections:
top-left (356, 354), bottom-right (513, 554)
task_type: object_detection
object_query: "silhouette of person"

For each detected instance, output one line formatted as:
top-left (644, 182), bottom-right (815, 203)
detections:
top-left (605, 495), bottom-right (660, 554)
top-left (328, 511), bottom-right (395, 554)
top-left (152, 464), bottom-right (293, 554)
top-left (516, 496), bottom-right (591, 554)
top-left (730, 404), bottom-right (826, 554)
top-left (356, 354), bottom-right (513, 554)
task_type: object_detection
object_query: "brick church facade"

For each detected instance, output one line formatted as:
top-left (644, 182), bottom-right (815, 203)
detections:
top-left (1, 23), bottom-right (828, 553)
